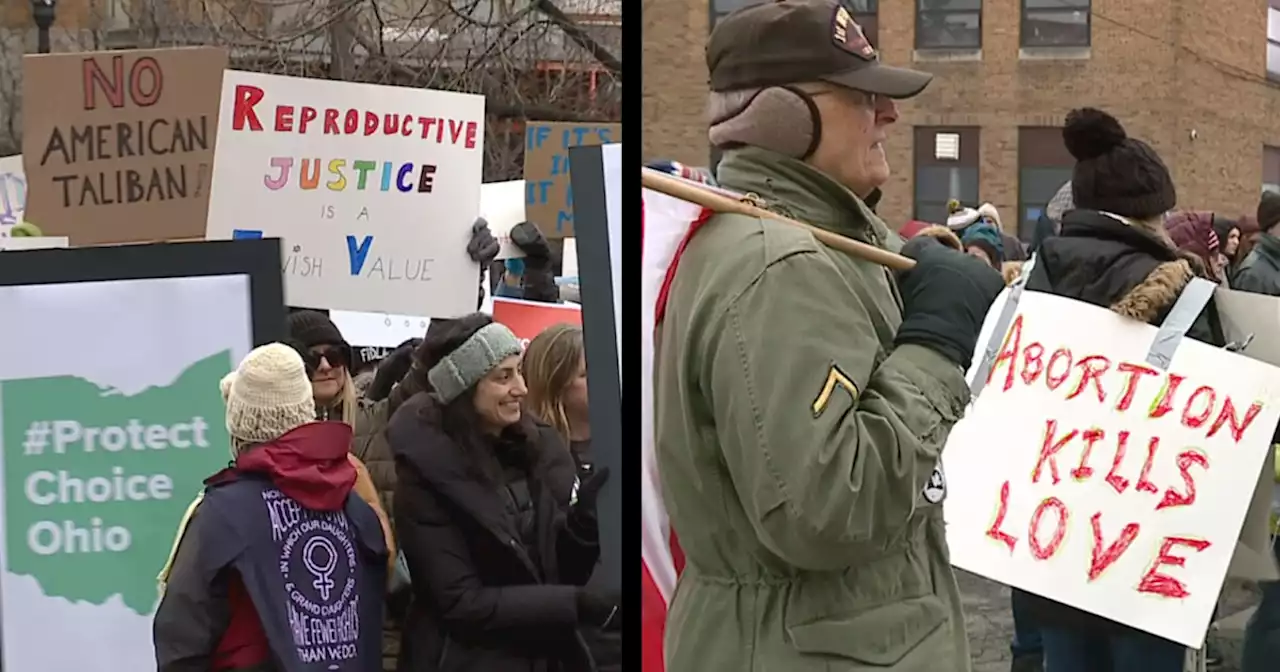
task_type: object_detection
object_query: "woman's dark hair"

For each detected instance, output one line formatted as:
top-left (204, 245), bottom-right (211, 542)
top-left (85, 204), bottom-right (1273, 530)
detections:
top-left (366, 337), bottom-right (421, 402)
top-left (413, 312), bottom-right (536, 483)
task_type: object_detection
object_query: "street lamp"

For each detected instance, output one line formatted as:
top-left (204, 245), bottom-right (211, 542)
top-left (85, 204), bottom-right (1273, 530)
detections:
top-left (31, 0), bottom-right (55, 54)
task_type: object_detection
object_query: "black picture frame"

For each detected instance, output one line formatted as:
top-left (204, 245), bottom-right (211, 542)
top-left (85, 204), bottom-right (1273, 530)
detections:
top-left (0, 239), bottom-right (287, 347)
top-left (568, 143), bottom-right (623, 593)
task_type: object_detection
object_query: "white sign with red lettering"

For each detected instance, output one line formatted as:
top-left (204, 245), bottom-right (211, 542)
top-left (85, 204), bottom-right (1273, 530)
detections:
top-left (205, 71), bottom-right (485, 316)
top-left (942, 290), bottom-right (1280, 648)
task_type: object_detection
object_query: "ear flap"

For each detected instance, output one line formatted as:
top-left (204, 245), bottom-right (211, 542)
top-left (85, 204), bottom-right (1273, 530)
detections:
top-left (709, 86), bottom-right (821, 160)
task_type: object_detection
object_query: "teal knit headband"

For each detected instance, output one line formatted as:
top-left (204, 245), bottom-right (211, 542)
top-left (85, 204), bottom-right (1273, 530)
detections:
top-left (428, 323), bottom-right (523, 403)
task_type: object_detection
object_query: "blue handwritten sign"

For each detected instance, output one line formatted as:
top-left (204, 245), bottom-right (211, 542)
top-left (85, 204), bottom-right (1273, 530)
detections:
top-left (522, 122), bottom-right (619, 238)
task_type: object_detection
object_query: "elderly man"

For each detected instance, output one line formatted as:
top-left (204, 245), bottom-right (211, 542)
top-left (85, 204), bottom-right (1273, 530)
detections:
top-left (653, 1), bottom-right (1004, 671)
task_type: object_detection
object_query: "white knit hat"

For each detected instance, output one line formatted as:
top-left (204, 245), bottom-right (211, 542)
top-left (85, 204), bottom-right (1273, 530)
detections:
top-left (220, 343), bottom-right (316, 448)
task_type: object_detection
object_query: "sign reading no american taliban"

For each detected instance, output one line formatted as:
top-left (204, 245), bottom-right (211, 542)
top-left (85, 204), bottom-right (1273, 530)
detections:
top-left (205, 71), bottom-right (486, 317)
top-left (942, 289), bottom-right (1280, 648)
top-left (22, 47), bottom-right (227, 245)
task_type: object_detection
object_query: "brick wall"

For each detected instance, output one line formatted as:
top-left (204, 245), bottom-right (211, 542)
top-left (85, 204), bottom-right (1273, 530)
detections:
top-left (644, 0), bottom-right (1280, 230)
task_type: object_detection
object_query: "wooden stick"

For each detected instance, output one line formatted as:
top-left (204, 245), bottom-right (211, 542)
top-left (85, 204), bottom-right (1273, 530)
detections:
top-left (641, 168), bottom-right (916, 271)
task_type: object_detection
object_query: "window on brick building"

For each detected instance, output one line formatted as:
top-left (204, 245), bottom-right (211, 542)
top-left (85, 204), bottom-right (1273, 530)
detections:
top-left (710, 0), bottom-right (877, 44)
top-left (1264, 145), bottom-right (1280, 193)
top-left (916, 0), bottom-right (981, 50)
top-left (913, 127), bottom-right (979, 224)
top-left (1018, 127), bottom-right (1074, 242)
top-left (1269, 2), bottom-right (1280, 81)
top-left (1021, 0), bottom-right (1090, 48)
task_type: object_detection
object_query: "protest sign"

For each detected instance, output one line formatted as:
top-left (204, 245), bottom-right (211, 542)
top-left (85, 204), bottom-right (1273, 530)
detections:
top-left (480, 180), bottom-right (525, 259)
top-left (330, 269), bottom-right (493, 348)
top-left (491, 296), bottom-right (581, 348)
top-left (0, 238), bottom-right (284, 671)
top-left (562, 237), bottom-right (579, 278)
top-left (0, 154), bottom-right (27, 232)
top-left (523, 121), bottom-right (619, 238)
top-left (942, 289), bottom-right (1280, 648)
top-left (22, 47), bottom-right (227, 245)
top-left (0, 236), bottom-right (67, 250)
top-left (205, 71), bottom-right (485, 317)
top-left (565, 141), bottom-right (622, 593)
top-left (1216, 287), bottom-right (1280, 366)
top-left (329, 310), bottom-right (432, 350)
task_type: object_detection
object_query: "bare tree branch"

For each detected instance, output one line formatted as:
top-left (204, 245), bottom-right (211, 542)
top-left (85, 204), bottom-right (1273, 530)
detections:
top-left (530, 0), bottom-right (620, 78)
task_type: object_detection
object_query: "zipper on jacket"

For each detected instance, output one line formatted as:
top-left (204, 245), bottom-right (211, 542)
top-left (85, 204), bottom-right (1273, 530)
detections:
top-left (437, 633), bottom-right (451, 668)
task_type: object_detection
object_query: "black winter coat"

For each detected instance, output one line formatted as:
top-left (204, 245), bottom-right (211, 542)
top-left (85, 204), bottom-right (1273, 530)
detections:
top-left (1019, 208), bottom-right (1225, 637)
top-left (1233, 233), bottom-right (1280, 297)
top-left (389, 392), bottom-right (599, 672)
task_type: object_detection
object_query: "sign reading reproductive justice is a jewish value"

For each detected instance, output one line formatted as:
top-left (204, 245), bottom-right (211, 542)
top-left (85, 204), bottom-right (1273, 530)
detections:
top-left (205, 71), bottom-right (486, 317)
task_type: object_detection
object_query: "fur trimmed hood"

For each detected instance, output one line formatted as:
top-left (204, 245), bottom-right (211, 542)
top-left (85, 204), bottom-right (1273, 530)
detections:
top-left (914, 225), bottom-right (962, 251)
top-left (1108, 259), bottom-right (1194, 323)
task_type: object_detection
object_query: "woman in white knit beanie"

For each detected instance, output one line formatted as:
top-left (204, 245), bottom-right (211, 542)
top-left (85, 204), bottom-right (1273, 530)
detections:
top-left (156, 344), bottom-right (396, 672)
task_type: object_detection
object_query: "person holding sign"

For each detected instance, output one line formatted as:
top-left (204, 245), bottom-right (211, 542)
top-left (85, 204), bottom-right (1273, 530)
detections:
top-left (654, 2), bottom-right (1004, 671)
top-left (1017, 108), bottom-right (1227, 672)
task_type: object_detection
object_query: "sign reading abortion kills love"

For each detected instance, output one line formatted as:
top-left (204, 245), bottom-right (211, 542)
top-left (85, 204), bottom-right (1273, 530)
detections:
top-left (523, 121), bottom-right (619, 238)
top-left (22, 47), bottom-right (227, 245)
top-left (205, 71), bottom-right (486, 317)
top-left (942, 290), bottom-right (1280, 648)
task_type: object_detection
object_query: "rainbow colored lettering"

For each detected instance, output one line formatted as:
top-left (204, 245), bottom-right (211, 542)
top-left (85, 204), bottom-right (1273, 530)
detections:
top-left (263, 158), bottom-right (438, 193)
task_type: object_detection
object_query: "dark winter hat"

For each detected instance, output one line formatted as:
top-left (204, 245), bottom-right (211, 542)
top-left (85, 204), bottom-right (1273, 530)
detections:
top-left (707, 0), bottom-right (932, 98)
top-left (961, 221), bottom-right (1005, 267)
top-left (1257, 191), bottom-right (1280, 233)
top-left (287, 310), bottom-right (347, 350)
top-left (1063, 108), bottom-right (1176, 221)
top-left (1164, 211), bottom-right (1219, 266)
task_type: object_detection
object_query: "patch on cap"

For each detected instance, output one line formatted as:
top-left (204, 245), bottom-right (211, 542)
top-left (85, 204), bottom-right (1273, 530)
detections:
top-left (832, 5), bottom-right (876, 61)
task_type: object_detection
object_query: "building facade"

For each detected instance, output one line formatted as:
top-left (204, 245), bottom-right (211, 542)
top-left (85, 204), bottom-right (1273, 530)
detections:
top-left (643, 0), bottom-right (1280, 239)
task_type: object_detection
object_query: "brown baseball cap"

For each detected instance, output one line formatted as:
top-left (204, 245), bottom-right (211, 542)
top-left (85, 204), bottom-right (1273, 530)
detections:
top-left (707, 0), bottom-right (934, 99)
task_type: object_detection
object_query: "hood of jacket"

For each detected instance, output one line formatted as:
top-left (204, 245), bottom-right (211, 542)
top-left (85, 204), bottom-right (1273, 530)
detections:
top-left (914, 224), bottom-right (962, 251)
top-left (207, 422), bottom-right (356, 511)
top-left (1034, 209), bottom-right (1193, 323)
top-left (714, 146), bottom-right (899, 250)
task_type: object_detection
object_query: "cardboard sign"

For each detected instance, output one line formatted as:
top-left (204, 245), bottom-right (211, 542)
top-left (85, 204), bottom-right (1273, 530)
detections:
top-left (522, 122), bottom-right (619, 238)
top-left (942, 290), bottom-right (1280, 648)
top-left (0, 237), bottom-right (67, 251)
top-left (21, 47), bottom-right (227, 245)
top-left (205, 71), bottom-right (486, 317)
top-left (0, 155), bottom-right (27, 232)
top-left (480, 180), bottom-right (525, 260)
top-left (491, 297), bottom-right (581, 348)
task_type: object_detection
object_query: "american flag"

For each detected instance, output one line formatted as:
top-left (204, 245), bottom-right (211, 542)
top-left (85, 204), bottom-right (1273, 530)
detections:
top-left (641, 164), bottom-right (717, 671)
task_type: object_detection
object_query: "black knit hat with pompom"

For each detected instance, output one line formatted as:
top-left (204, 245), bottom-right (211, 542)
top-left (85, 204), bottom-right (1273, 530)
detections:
top-left (1063, 108), bottom-right (1176, 220)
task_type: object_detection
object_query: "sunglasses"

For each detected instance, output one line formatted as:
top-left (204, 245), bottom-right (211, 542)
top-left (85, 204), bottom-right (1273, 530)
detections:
top-left (302, 346), bottom-right (350, 374)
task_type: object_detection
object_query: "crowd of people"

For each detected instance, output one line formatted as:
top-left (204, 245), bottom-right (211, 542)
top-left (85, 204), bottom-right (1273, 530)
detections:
top-left (644, 1), bottom-right (1280, 671)
top-left (150, 219), bottom-right (620, 671)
